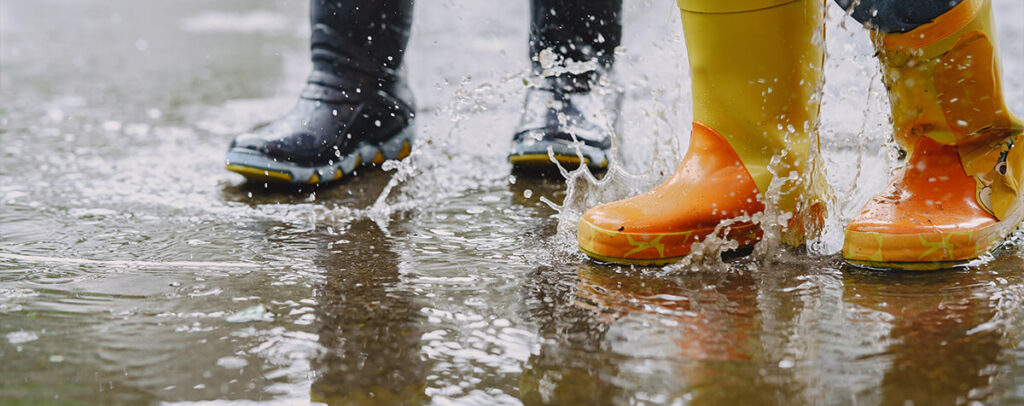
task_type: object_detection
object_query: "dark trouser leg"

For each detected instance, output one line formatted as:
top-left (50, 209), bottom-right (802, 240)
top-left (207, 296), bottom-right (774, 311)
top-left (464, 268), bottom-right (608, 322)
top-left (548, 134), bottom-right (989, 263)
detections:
top-left (310, 0), bottom-right (413, 84)
top-left (834, 0), bottom-right (961, 33)
top-left (529, 0), bottom-right (622, 78)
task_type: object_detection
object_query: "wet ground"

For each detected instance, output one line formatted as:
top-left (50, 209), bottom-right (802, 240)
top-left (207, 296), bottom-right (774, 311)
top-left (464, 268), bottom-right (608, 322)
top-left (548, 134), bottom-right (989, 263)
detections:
top-left (3, 0), bottom-right (1024, 404)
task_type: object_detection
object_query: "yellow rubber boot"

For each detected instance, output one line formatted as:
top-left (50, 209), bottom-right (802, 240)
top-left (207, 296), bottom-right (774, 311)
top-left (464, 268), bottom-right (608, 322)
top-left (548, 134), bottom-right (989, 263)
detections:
top-left (578, 0), bottom-right (826, 265)
top-left (843, 0), bottom-right (1024, 270)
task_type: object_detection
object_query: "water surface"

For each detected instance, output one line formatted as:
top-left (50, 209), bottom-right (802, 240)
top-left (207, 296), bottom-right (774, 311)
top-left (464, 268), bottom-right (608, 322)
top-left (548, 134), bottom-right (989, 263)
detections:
top-left (3, 0), bottom-right (1024, 404)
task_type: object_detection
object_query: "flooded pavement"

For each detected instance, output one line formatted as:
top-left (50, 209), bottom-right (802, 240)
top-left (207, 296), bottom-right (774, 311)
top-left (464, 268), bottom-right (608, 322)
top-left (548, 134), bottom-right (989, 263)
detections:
top-left (3, 0), bottom-right (1024, 404)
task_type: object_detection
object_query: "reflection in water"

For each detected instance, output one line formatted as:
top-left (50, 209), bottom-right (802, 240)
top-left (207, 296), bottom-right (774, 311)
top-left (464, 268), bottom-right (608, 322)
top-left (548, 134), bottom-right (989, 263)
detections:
top-left (522, 257), bottom-right (1024, 405)
top-left (573, 266), bottom-right (776, 405)
top-left (513, 175), bottom-right (621, 404)
top-left (226, 168), bottom-right (430, 404)
top-left (843, 258), bottom-right (1024, 405)
top-left (309, 220), bottom-right (427, 404)
top-left (519, 265), bottom-right (620, 405)
top-left (577, 266), bottom-right (760, 361)
top-left (517, 249), bottom-right (787, 405)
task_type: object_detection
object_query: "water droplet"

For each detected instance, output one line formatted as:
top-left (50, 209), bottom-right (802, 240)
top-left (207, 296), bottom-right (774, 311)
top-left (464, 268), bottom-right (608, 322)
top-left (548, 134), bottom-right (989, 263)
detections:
top-left (102, 120), bottom-right (122, 132)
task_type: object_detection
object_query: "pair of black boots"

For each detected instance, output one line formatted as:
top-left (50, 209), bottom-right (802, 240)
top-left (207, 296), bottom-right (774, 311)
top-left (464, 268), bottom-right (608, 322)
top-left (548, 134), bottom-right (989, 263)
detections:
top-left (225, 0), bottom-right (624, 184)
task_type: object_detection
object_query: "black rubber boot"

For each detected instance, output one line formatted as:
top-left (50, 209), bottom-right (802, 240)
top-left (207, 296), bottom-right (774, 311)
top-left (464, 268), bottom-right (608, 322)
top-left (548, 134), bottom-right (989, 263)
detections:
top-left (225, 0), bottom-right (415, 185)
top-left (509, 0), bottom-right (624, 175)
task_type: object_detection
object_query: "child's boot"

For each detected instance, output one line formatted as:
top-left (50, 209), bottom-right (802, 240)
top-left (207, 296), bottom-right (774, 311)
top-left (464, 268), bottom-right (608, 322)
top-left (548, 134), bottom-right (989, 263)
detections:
top-left (225, 0), bottom-right (415, 185)
top-left (509, 0), bottom-right (624, 174)
top-left (842, 0), bottom-right (1024, 270)
top-left (578, 0), bottom-right (827, 264)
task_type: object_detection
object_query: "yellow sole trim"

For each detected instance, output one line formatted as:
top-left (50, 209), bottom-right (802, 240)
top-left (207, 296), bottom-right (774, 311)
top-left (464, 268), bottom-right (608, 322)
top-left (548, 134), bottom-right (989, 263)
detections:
top-left (397, 140), bottom-right (412, 160)
top-left (843, 209), bottom-right (1024, 271)
top-left (509, 153), bottom-right (604, 169)
top-left (843, 229), bottom-right (989, 265)
top-left (579, 244), bottom-right (689, 266)
top-left (226, 164), bottom-right (292, 183)
top-left (577, 218), bottom-right (761, 266)
top-left (845, 258), bottom-right (970, 272)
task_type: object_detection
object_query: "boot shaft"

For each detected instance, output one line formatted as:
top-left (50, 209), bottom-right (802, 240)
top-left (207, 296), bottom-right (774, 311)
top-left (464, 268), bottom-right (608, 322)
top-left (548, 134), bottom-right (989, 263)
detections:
top-left (677, 0), bottom-right (827, 217)
top-left (871, 0), bottom-right (1023, 220)
top-left (872, 0), bottom-right (1022, 151)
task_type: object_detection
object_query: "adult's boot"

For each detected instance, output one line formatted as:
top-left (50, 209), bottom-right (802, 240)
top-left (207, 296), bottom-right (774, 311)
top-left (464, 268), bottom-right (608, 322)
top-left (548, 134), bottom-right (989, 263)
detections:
top-left (225, 0), bottom-right (415, 185)
top-left (508, 0), bottom-right (624, 175)
top-left (577, 0), bottom-right (827, 265)
top-left (842, 0), bottom-right (1024, 270)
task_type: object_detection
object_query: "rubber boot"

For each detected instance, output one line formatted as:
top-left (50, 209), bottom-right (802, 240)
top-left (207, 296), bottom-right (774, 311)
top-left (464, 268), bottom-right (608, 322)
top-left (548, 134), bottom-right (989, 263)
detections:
top-left (578, 0), bottom-right (826, 265)
top-left (508, 0), bottom-right (624, 175)
top-left (843, 0), bottom-right (1024, 270)
top-left (225, 0), bottom-right (415, 185)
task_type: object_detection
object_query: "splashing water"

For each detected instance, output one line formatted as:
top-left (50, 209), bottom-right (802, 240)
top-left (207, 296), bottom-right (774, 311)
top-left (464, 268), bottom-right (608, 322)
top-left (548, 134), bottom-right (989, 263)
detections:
top-left (3, 0), bottom-right (1024, 404)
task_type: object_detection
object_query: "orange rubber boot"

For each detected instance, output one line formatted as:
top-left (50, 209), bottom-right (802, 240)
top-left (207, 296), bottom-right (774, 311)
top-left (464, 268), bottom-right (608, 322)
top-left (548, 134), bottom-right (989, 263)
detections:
top-left (843, 0), bottom-right (1024, 270)
top-left (578, 0), bottom-right (827, 265)
top-left (578, 122), bottom-right (764, 265)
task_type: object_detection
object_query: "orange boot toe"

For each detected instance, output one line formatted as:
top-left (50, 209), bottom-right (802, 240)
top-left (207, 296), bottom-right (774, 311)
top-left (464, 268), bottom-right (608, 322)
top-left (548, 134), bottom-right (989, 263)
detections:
top-left (843, 136), bottom-right (1023, 270)
top-left (578, 122), bottom-right (764, 265)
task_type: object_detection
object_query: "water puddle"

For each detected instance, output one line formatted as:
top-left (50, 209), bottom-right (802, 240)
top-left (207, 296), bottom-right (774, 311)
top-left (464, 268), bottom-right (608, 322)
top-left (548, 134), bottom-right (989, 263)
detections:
top-left (2, 0), bottom-right (1024, 405)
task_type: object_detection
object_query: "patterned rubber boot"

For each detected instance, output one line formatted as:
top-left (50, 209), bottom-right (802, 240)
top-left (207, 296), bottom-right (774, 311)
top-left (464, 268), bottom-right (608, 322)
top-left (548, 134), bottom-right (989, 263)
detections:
top-left (578, 0), bottom-right (826, 265)
top-left (843, 0), bottom-right (1024, 270)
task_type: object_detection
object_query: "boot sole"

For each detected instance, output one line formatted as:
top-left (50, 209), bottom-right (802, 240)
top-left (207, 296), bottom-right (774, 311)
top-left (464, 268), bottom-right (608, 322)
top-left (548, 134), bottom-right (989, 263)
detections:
top-left (842, 202), bottom-right (1024, 271)
top-left (577, 218), bottom-right (761, 266)
top-left (225, 125), bottom-right (414, 185)
top-left (508, 139), bottom-right (609, 174)
top-left (508, 154), bottom-right (606, 174)
top-left (844, 258), bottom-right (972, 272)
top-left (578, 245), bottom-right (688, 266)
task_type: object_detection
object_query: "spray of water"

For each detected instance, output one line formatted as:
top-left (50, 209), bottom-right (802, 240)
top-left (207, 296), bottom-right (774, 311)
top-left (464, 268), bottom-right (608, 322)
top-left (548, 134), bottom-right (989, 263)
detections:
top-left (543, 1), bottom-right (884, 274)
top-left (312, 1), bottom-right (1024, 273)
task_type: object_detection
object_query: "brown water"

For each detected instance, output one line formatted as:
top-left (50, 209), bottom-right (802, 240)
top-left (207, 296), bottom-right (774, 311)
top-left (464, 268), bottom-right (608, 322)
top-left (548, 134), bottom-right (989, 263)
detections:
top-left (3, 0), bottom-right (1024, 405)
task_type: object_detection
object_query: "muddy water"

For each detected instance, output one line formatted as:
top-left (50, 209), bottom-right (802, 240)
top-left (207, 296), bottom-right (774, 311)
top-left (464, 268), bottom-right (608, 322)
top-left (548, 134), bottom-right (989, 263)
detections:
top-left (3, 0), bottom-right (1024, 405)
